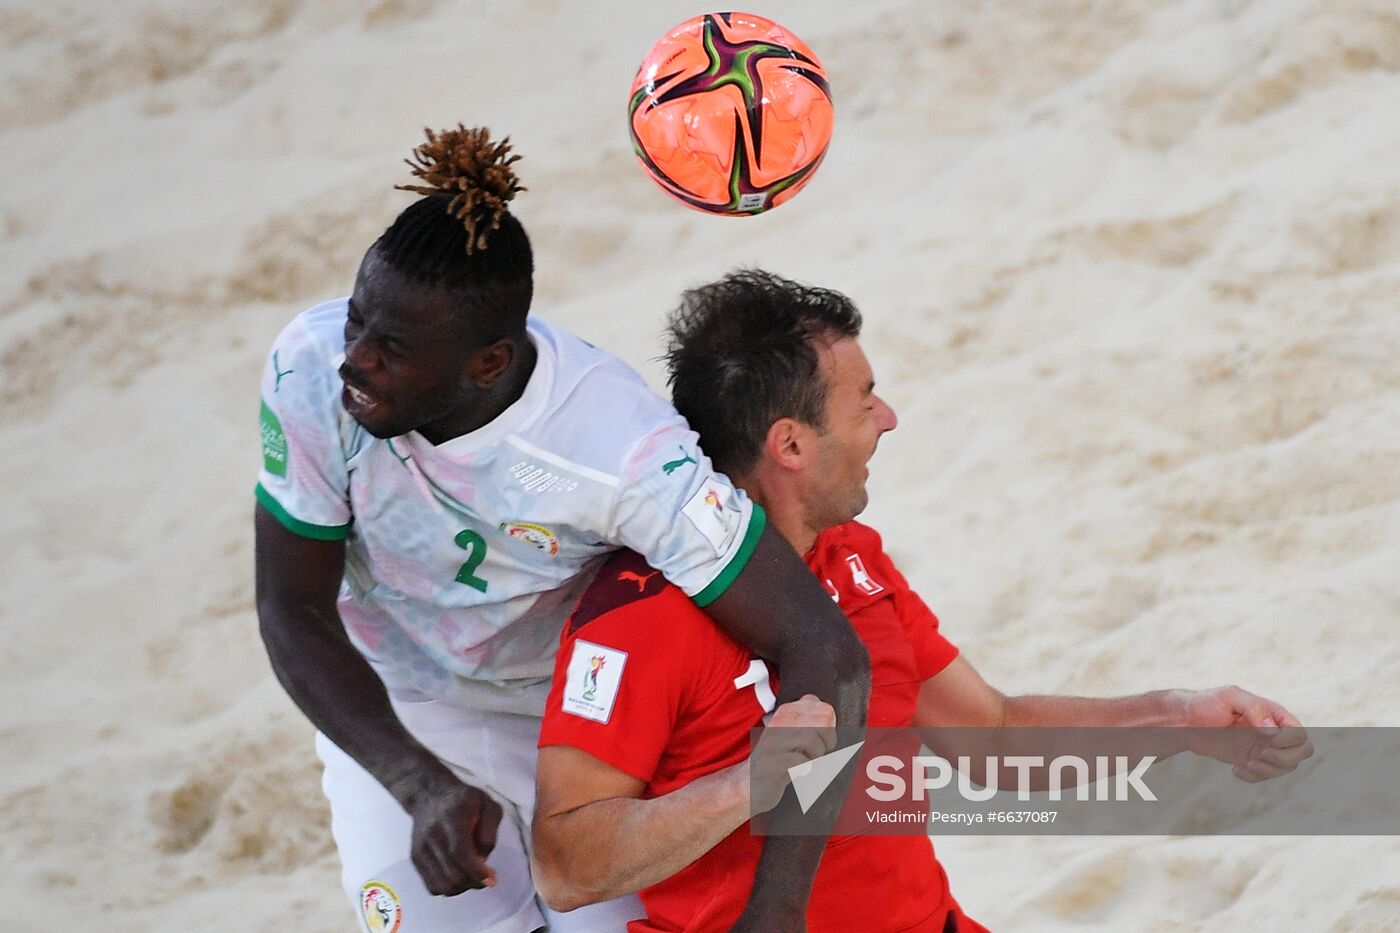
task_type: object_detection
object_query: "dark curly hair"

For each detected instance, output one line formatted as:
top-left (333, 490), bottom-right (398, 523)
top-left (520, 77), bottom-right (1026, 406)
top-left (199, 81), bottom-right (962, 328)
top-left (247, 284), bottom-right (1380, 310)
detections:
top-left (370, 125), bottom-right (534, 341)
top-left (665, 269), bottom-right (862, 476)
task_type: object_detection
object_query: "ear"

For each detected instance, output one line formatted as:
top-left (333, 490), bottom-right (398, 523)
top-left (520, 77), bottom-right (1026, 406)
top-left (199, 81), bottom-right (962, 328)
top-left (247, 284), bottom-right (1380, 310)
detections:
top-left (763, 417), bottom-right (813, 471)
top-left (467, 338), bottom-right (516, 389)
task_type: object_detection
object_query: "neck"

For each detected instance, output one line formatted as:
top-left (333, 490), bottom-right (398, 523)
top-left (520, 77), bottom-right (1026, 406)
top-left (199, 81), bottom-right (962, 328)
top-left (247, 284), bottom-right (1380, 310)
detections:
top-left (419, 337), bottom-right (538, 445)
top-left (732, 466), bottom-right (823, 557)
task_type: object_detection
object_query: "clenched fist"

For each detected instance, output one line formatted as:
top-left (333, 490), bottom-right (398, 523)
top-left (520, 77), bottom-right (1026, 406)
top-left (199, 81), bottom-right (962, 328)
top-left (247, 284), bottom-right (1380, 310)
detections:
top-left (749, 694), bottom-right (837, 814)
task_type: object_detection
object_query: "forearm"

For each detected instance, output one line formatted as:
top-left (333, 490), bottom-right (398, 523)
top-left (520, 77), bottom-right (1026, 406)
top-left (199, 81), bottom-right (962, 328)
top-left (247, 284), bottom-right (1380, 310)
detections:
top-left (969, 691), bottom-right (1194, 790)
top-left (1004, 687), bottom-right (1310, 784)
top-left (258, 603), bottom-right (457, 804)
top-left (739, 621), bottom-right (867, 926)
top-left (704, 527), bottom-right (870, 927)
top-left (774, 632), bottom-right (870, 727)
top-left (533, 761), bottom-right (751, 910)
top-left (740, 625), bottom-right (865, 928)
top-left (1003, 689), bottom-right (1189, 729)
top-left (918, 666), bottom-right (1195, 788)
top-left (730, 837), bottom-right (823, 930)
top-left (254, 506), bottom-right (455, 805)
top-left (919, 659), bottom-right (1305, 791)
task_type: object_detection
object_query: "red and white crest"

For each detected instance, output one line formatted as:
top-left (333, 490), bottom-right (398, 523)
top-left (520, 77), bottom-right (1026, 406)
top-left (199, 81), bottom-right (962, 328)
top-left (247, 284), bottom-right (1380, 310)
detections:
top-left (844, 553), bottom-right (884, 596)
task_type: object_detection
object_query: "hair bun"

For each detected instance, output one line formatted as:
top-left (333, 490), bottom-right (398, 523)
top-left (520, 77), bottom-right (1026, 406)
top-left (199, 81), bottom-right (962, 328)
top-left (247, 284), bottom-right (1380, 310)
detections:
top-left (396, 124), bottom-right (526, 254)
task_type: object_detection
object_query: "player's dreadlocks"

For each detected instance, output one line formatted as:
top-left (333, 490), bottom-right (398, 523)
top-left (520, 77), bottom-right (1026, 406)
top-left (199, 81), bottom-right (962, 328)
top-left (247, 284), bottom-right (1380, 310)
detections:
top-left (371, 125), bottom-right (534, 341)
top-left (397, 125), bottom-right (525, 254)
top-left (665, 269), bottom-right (862, 476)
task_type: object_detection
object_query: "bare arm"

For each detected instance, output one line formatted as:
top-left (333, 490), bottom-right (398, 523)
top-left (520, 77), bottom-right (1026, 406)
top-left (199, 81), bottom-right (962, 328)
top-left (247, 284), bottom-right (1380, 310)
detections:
top-left (913, 656), bottom-right (1187, 731)
top-left (254, 505), bottom-right (502, 893)
top-left (705, 524), bottom-right (870, 722)
top-left (532, 747), bottom-right (750, 911)
top-left (532, 696), bottom-right (836, 913)
top-left (915, 656), bottom-right (1311, 784)
top-left (703, 524), bottom-right (870, 930)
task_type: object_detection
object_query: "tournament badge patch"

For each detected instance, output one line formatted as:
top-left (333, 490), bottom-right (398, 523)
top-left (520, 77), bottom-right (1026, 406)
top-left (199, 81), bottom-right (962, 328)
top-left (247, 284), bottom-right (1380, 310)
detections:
top-left (562, 639), bottom-right (628, 723)
top-left (681, 474), bottom-right (742, 556)
top-left (360, 880), bottom-right (403, 933)
top-left (499, 520), bottom-right (560, 555)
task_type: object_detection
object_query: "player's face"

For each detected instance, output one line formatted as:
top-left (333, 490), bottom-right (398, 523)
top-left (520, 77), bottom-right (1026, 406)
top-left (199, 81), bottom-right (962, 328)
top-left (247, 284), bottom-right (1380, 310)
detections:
top-left (805, 337), bottom-right (897, 527)
top-left (339, 252), bottom-right (483, 439)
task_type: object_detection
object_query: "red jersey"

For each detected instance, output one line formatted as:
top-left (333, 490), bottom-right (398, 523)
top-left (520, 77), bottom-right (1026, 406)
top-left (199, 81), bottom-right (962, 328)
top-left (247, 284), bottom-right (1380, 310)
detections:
top-left (539, 522), bottom-right (980, 933)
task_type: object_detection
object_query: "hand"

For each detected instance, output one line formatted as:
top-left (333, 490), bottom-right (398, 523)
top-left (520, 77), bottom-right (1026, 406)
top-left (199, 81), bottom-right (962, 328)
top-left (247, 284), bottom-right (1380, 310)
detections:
top-left (404, 775), bottom-right (504, 895)
top-left (1177, 685), bottom-right (1314, 782)
top-left (749, 694), bottom-right (837, 814)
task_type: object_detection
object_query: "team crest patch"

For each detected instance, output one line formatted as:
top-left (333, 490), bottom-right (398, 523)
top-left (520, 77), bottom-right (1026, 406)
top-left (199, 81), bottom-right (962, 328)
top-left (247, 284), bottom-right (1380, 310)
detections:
top-left (562, 640), bottom-right (628, 723)
top-left (360, 880), bottom-right (402, 933)
top-left (260, 401), bottom-right (287, 477)
top-left (844, 553), bottom-right (885, 596)
top-left (681, 474), bottom-right (742, 556)
top-left (499, 521), bottom-right (559, 555)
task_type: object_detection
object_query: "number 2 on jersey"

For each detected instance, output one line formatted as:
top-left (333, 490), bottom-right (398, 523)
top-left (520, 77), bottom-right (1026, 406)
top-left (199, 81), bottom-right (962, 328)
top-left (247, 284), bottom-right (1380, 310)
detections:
top-left (454, 529), bottom-right (489, 592)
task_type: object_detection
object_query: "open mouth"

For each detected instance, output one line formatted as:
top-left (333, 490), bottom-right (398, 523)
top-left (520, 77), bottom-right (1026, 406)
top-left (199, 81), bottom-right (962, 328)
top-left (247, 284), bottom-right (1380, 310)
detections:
top-left (342, 381), bottom-right (381, 416)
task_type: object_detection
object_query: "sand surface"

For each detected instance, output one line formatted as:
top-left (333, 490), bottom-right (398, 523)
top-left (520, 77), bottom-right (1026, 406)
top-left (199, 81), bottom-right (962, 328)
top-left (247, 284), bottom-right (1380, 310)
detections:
top-left (3, 1), bottom-right (1399, 929)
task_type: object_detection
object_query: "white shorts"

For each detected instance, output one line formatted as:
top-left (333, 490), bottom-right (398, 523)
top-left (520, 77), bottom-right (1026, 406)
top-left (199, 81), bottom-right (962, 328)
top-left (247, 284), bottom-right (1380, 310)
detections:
top-left (316, 696), bottom-right (642, 932)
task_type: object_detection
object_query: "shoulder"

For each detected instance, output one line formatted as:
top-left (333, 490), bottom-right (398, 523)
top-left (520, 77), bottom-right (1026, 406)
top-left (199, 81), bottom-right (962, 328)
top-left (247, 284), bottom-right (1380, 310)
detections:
top-left (529, 317), bottom-right (649, 396)
top-left (807, 520), bottom-right (910, 604)
top-left (261, 298), bottom-right (361, 457)
top-left (522, 317), bottom-right (684, 477)
top-left (271, 298), bottom-right (348, 365)
top-left (554, 551), bottom-right (725, 719)
top-left (812, 520), bottom-right (887, 561)
top-left (264, 299), bottom-right (347, 398)
top-left (566, 550), bottom-right (699, 639)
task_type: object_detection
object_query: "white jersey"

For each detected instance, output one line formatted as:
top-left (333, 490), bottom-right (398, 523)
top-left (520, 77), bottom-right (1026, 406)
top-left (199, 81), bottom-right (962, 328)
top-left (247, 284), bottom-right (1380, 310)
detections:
top-left (256, 299), bottom-right (763, 712)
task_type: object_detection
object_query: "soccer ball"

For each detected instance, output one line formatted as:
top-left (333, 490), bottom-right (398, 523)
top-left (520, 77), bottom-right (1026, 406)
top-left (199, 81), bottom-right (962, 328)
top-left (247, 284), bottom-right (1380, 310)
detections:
top-left (628, 12), bottom-right (833, 216)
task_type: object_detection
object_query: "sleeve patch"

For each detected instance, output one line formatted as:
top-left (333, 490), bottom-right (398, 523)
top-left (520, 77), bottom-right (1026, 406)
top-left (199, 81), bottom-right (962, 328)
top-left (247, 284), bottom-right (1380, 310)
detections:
top-left (260, 400), bottom-right (288, 477)
top-left (561, 640), bottom-right (629, 724)
top-left (680, 474), bottom-right (743, 556)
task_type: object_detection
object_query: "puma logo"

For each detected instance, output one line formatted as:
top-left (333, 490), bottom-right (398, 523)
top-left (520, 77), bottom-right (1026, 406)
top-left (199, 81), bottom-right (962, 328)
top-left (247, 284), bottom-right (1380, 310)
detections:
top-left (617, 569), bottom-right (659, 592)
top-left (662, 447), bottom-right (698, 475)
top-left (273, 350), bottom-right (294, 392)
